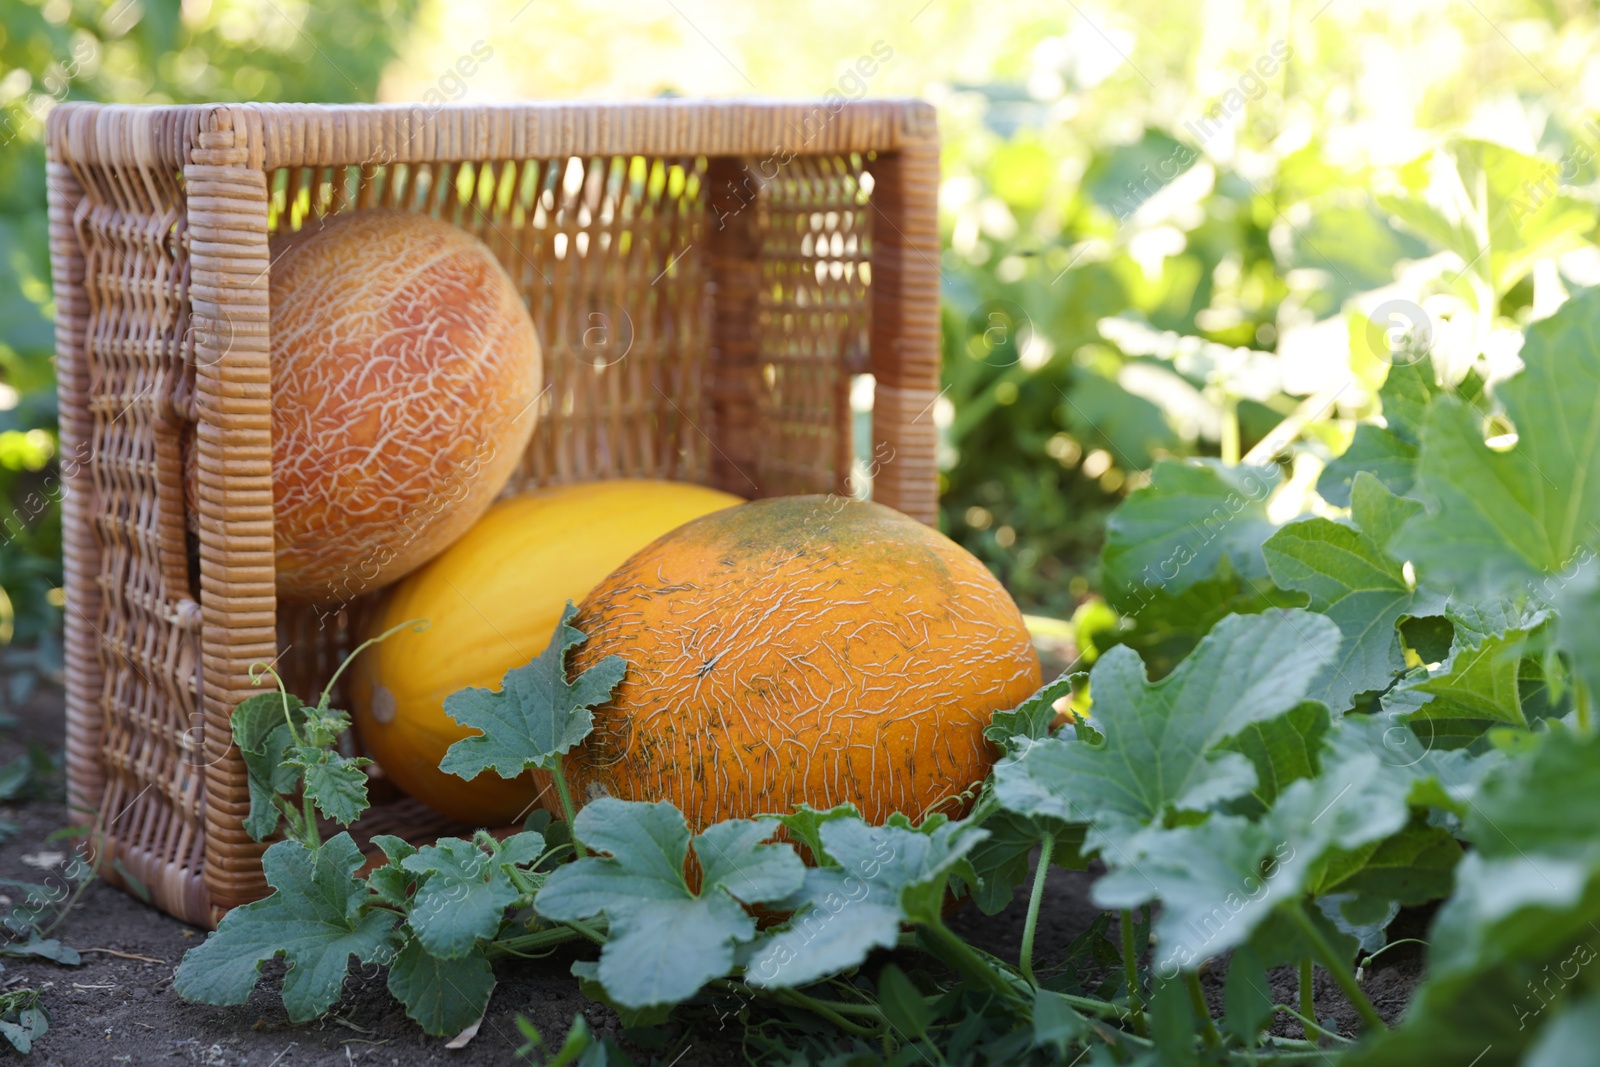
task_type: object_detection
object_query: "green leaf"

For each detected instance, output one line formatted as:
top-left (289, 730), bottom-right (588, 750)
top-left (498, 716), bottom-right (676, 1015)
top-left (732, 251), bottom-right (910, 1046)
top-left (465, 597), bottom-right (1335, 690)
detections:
top-left (1526, 992), bottom-right (1600, 1067)
top-left (173, 833), bottom-right (399, 1022)
top-left (289, 746), bottom-right (370, 827)
top-left (386, 939), bottom-right (495, 1038)
top-left (993, 610), bottom-right (1340, 840)
top-left (1397, 287), bottom-right (1600, 597)
top-left (876, 963), bottom-right (931, 1039)
top-left (1346, 723), bottom-right (1600, 1066)
top-left (1553, 555), bottom-right (1600, 708)
top-left (1313, 823), bottom-right (1462, 906)
top-left (0, 936), bottom-right (80, 965)
top-left (403, 833), bottom-right (543, 959)
top-left (441, 602), bottom-right (626, 781)
top-left (0, 999), bottom-right (47, 1055)
top-left (958, 792), bottom-right (1084, 915)
top-left (1032, 988), bottom-right (1089, 1054)
top-left (535, 800), bottom-right (803, 1008)
top-left (1101, 459), bottom-right (1284, 616)
top-left (1217, 701), bottom-right (1328, 813)
top-left (745, 818), bottom-right (987, 989)
top-left (230, 692), bottom-right (307, 842)
top-left (1375, 356), bottom-right (1443, 445)
top-left (983, 672), bottom-right (1078, 752)
top-left (1264, 474), bottom-right (1444, 711)
top-left (769, 803), bottom-right (860, 863)
top-left (1318, 425), bottom-right (1417, 509)
top-left (1399, 599), bottom-right (1546, 734)
top-left (1222, 943), bottom-right (1273, 1047)
top-left (367, 835), bottom-right (419, 908)
top-left (1149, 971), bottom-right (1199, 1066)
top-left (1092, 715), bottom-right (1414, 973)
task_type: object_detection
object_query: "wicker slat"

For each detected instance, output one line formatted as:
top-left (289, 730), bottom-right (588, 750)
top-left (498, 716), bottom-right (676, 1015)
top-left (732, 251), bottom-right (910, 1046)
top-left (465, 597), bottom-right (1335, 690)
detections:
top-left (46, 99), bottom-right (940, 927)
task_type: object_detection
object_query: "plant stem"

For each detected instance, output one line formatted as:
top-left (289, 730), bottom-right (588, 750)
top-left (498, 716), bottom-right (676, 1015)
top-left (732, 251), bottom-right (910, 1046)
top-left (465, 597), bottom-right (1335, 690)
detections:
top-left (1299, 958), bottom-right (1314, 1042)
top-left (1019, 833), bottom-right (1053, 985)
top-left (919, 918), bottom-right (1023, 1004)
top-left (301, 795), bottom-right (320, 849)
top-left (488, 924), bottom-right (587, 959)
top-left (1274, 1004), bottom-right (1354, 1045)
top-left (704, 979), bottom-right (881, 1037)
top-left (1221, 393), bottom-right (1241, 465)
top-left (776, 988), bottom-right (882, 1036)
top-left (319, 618), bottom-right (428, 706)
top-left (1121, 908), bottom-right (1147, 1036)
top-left (1577, 679), bottom-right (1593, 733)
top-left (1288, 902), bottom-right (1386, 1033)
top-left (1357, 938), bottom-right (1428, 980)
top-left (562, 917), bottom-right (607, 946)
top-left (1184, 972), bottom-right (1221, 1048)
top-left (551, 754), bottom-right (583, 853)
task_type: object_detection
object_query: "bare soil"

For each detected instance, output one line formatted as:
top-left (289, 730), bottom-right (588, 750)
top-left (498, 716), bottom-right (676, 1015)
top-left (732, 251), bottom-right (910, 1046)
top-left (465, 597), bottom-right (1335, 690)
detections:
top-left (0, 685), bottom-right (1421, 1066)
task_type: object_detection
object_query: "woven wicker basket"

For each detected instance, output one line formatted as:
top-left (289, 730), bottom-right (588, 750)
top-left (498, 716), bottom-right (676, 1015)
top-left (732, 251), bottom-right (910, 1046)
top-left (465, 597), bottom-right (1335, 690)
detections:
top-left (44, 100), bottom-right (941, 927)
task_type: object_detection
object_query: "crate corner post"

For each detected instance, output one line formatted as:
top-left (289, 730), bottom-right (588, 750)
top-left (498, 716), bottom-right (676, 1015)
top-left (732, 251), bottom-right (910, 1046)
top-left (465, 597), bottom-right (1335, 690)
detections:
top-left (185, 103), bottom-right (278, 925)
top-left (867, 108), bottom-right (942, 526)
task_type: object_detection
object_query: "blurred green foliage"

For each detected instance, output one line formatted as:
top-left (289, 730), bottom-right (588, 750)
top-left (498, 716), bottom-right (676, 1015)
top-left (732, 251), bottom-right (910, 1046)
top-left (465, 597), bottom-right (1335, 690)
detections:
top-left (933, 23), bottom-right (1600, 621)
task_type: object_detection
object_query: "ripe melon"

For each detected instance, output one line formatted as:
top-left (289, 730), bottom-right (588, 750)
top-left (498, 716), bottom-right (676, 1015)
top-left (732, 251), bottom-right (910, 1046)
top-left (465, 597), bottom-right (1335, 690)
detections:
top-left (261, 209), bottom-right (541, 605)
top-left (565, 496), bottom-right (1041, 828)
top-left (349, 480), bottom-right (743, 824)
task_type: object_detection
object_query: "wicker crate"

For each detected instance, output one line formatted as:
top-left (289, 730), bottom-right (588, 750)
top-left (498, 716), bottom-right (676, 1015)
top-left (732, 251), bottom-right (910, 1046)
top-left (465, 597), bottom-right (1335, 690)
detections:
top-left (44, 100), bottom-right (941, 927)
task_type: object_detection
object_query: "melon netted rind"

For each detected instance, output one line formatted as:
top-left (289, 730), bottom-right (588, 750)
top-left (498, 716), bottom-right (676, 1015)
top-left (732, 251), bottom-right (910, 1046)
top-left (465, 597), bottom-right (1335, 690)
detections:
top-left (566, 495), bottom-right (1043, 829)
top-left (266, 209), bottom-right (542, 605)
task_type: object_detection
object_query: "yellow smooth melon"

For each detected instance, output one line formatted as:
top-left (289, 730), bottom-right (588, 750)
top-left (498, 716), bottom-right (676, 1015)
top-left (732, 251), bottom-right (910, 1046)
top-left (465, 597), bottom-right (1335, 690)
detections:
top-left (349, 479), bottom-right (743, 824)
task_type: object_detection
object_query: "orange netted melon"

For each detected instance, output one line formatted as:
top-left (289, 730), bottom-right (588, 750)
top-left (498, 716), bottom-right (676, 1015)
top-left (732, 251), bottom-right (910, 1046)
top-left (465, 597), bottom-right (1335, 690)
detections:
top-left (349, 480), bottom-right (743, 824)
top-left (565, 495), bottom-right (1041, 828)
top-left (258, 209), bottom-right (541, 605)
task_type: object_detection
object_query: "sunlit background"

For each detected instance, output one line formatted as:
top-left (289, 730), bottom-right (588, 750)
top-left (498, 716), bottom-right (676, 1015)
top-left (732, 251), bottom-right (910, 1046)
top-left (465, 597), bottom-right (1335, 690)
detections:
top-left (3, 0), bottom-right (1598, 691)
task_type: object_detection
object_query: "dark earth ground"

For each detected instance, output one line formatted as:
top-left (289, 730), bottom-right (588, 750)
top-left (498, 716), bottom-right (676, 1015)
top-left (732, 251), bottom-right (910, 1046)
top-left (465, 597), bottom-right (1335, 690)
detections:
top-left (0, 677), bottom-right (1424, 1066)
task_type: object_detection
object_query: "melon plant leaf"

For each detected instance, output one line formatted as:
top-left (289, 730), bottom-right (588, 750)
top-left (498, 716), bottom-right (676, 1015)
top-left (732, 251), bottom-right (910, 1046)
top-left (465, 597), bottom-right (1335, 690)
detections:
top-left (984, 671), bottom-right (1079, 752)
top-left (992, 610), bottom-right (1340, 839)
top-left (230, 692), bottom-right (308, 842)
top-left (1101, 459), bottom-right (1284, 610)
top-left (959, 789), bottom-right (1085, 915)
top-left (1345, 723), bottom-right (1600, 1067)
top-left (1222, 943), bottom-right (1273, 1047)
top-left (173, 833), bottom-right (399, 1022)
top-left (1216, 701), bottom-right (1328, 814)
top-left (1091, 715), bottom-right (1414, 973)
top-left (1032, 988), bottom-right (1090, 1054)
top-left (1553, 555), bottom-right (1600, 707)
top-left (745, 818), bottom-right (988, 989)
top-left (441, 602), bottom-right (626, 781)
top-left (367, 835), bottom-right (418, 909)
top-left (769, 803), bottom-right (860, 865)
top-left (1526, 992), bottom-right (1600, 1067)
top-left (1318, 424), bottom-right (1417, 508)
top-left (289, 745), bottom-right (370, 827)
top-left (386, 939), bottom-right (495, 1038)
top-left (1397, 287), bottom-right (1600, 598)
top-left (1312, 822), bottom-right (1462, 906)
top-left (402, 832), bottom-right (544, 959)
top-left (535, 799), bottom-right (803, 1008)
top-left (1263, 474), bottom-right (1445, 711)
top-left (1374, 355), bottom-right (1443, 445)
top-left (1397, 598), bottom-right (1547, 736)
